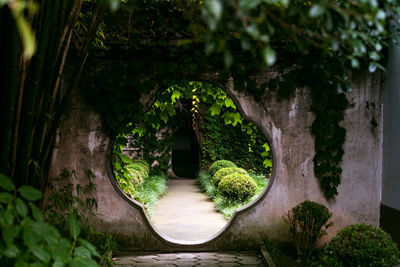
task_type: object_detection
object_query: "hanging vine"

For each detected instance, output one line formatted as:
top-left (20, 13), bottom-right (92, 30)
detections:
top-left (80, 0), bottom-right (399, 200)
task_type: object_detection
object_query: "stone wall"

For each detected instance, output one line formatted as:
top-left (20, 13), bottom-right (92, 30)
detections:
top-left (51, 72), bottom-right (383, 251)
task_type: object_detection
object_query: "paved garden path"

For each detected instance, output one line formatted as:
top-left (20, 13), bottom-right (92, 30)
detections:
top-left (113, 251), bottom-right (266, 266)
top-left (151, 179), bottom-right (228, 241)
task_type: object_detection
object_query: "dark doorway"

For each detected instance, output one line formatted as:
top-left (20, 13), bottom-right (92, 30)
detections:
top-left (171, 121), bottom-right (200, 178)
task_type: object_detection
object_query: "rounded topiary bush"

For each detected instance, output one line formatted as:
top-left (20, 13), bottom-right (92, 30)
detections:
top-left (320, 223), bottom-right (400, 266)
top-left (218, 173), bottom-right (258, 201)
top-left (132, 159), bottom-right (150, 173)
top-left (208, 160), bottom-right (237, 176)
top-left (212, 167), bottom-right (248, 186)
top-left (127, 169), bottom-right (144, 185)
top-left (127, 164), bottom-right (148, 179)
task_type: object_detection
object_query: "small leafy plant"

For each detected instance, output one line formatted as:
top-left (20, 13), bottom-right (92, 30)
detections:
top-left (0, 174), bottom-right (100, 266)
top-left (284, 200), bottom-right (332, 263)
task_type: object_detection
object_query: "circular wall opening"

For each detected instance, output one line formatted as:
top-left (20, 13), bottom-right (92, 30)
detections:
top-left (109, 81), bottom-right (275, 244)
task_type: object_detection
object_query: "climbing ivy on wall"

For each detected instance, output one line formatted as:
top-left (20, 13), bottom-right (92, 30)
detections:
top-left (118, 81), bottom-right (271, 174)
top-left (80, 0), bottom-right (399, 200)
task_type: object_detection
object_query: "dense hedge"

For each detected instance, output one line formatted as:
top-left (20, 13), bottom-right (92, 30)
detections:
top-left (218, 173), bottom-right (258, 201)
top-left (320, 223), bottom-right (400, 266)
top-left (127, 164), bottom-right (148, 180)
top-left (212, 167), bottom-right (248, 186)
top-left (208, 160), bottom-right (237, 176)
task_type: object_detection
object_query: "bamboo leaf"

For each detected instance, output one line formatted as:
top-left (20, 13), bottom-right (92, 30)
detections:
top-left (13, 12), bottom-right (37, 58)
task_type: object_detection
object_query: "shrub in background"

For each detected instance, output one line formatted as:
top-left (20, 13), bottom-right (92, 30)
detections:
top-left (208, 160), bottom-right (237, 176)
top-left (218, 173), bottom-right (258, 201)
top-left (212, 167), bottom-right (248, 186)
top-left (320, 223), bottom-right (400, 267)
top-left (127, 169), bottom-right (144, 185)
top-left (132, 159), bottom-right (150, 173)
top-left (127, 164), bottom-right (148, 180)
top-left (284, 200), bottom-right (332, 263)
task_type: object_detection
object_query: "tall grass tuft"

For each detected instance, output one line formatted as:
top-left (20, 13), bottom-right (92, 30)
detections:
top-left (135, 172), bottom-right (168, 217)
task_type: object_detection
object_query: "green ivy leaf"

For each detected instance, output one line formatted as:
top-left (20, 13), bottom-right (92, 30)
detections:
top-left (210, 103), bottom-right (222, 116)
top-left (18, 186), bottom-right (43, 201)
top-left (0, 174), bottom-right (15, 191)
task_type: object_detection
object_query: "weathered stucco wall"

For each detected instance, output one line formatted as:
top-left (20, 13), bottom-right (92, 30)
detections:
top-left (51, 72), bottom-right (383, 251)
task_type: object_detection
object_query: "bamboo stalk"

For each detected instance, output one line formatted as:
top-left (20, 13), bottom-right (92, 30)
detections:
top-left (0, 7), bottom-right (18, 176)
top-left (14, 0), bottom-right (56, 187)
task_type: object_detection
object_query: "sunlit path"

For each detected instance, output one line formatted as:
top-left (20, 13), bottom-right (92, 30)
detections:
top-left (151, 179), bottom-right (228, 241)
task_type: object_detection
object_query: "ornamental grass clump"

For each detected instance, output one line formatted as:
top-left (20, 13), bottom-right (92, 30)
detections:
top-left (212, 167), bottom-right (248, 186)
top-left (208, 160), bottom-right (237, 176)
top-left (218, 173), bottom-right (258, 201)
top-left (284, 200), bottom-right (332, 263)
top-left (320, 223), bottom-right (400, 267)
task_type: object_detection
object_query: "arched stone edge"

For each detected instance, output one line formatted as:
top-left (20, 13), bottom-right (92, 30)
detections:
top-left (106, 134), bottom-right (278, 249)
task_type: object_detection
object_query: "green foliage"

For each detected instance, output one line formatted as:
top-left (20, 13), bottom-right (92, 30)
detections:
top-left (45, 169), bottom-right (118, 266)
top-left (132, 159), bottom-right (150, 173)
top-left (81, 0), bottom-right (399, 200)
top-left (212, 167), bottom-right (248, 186)
top-left (208, 160), bottom-right (237, 176)
top-left (218, 172), bottom-right (258, 201)
top-left (320, 223), bottom-right (400, 267)
top-left (127, 164), bottom-right (148, 180)
top-left (198, 170), bottom-right (268, 219)
top-left (0, 173), bottom-right (101, 266)
top-left (133, 172), bottom-right (168, 217)
top-left (284, 200), bottom-right (332, 263)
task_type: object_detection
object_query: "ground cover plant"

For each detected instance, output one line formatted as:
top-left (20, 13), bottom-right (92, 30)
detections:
top-left (112, 149), bottom-right (167, 216)
top-left (198, 160), bottom-right (269, 219)
top-left (0, 174), bottom-right (105, 266)
top-left (134, 173), bottom-right (168, 217)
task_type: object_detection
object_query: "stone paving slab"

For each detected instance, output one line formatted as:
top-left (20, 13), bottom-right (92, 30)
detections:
top-left (113, 251), bottom-right (266, 266)
top-left (151, 179), bottom-right (228, 241)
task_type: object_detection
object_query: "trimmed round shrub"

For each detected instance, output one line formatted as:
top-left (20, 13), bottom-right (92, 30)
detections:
top-left (127, 164), bottom-right (148, 179)
top-left (208, 160), bottom-right (237, 176)
top-left (127, 169), bottom-right (144, 185)
top-left (320, 223), bottom-right (400, 266)
top-left (132, 159), bottom-right (150, 173)
top-left (218, 173), bottom-right (258, 201)
top-left (212, 167), bottom-right (248, 186)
